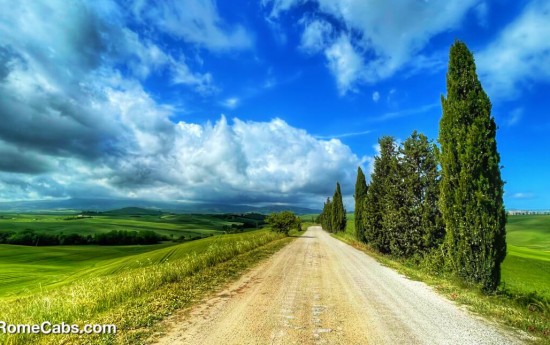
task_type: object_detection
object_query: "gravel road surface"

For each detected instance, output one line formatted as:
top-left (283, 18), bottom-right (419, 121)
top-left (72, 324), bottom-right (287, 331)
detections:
top-left (155, 226), bottom-right (523, 345)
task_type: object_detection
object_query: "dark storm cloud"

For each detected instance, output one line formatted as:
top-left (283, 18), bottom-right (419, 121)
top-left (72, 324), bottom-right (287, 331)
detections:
top-left (0, 46), bottom-right (21, 82)
top-left (0, 174), bottom-right (69, 199)
top-left (0, 1), bottom-right (209, 164)
top-left (0, 143), bottom-right (53, 173)
top-left (0, 2), bottom-right (117, 162)
top-left (0, 88), bottom-right (111, 159)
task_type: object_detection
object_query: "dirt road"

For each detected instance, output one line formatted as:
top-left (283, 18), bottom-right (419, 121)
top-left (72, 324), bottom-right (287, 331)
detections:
top-left (156, 226), bottom-right (523, 345)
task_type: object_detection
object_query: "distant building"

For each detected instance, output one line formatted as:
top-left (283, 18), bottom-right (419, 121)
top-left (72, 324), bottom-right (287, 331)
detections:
top-left (507, 210), bottom-right (550, 215)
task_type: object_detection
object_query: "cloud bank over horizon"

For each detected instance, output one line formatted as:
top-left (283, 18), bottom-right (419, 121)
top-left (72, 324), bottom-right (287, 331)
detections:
top-left (0, 1), bottom-right (366, 207)
top-left (1, 0), bottom-right (549, 209)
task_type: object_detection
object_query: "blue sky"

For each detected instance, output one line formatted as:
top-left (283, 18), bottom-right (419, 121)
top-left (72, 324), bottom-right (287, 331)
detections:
top-left (0, 0), bottom-right (548, 210)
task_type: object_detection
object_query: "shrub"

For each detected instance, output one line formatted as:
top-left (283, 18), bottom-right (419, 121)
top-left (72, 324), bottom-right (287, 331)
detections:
top-left (266, 211), bottom-right (300, 236)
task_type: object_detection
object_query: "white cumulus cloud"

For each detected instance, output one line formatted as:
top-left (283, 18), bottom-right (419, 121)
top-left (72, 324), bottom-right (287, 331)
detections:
top-left (0, 0), bottom-right (368, 207)
top-left (300, 19), bottom-right (334, 54)
top-left (78, 114), bottom-right (367, 206)
top-left (324, 35), bottom-right (365, 95)
top-left (476, 0), bottom-right (550, 99)
top-left (222, 97), bottom-right (240, 109)
top-left (132, 0), bottom-right (253, 51)
top-left (265, 0), bottom-right (482, 93)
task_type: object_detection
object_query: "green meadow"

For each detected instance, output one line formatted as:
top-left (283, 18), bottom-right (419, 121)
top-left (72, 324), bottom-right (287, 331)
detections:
top-left (0, 244), bottom-right (172, 297)
top-left (0, 211), bottom-right (229, 239)
top-left (0, 208), bottom-right (290, 343)
top-left (0, 228), bottom-right (289, 344)
top-left (0, 209), bottom-right (270, 299)
top-left (502, 215), bottom-right (550, 299)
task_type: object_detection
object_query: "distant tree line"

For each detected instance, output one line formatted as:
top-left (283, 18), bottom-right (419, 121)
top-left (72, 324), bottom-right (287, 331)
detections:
top-left (320, 41), bottom-right (506, 293)
top-left (217, 213), bottom-right (267, 233)
top-left (317, 182), bottom-right (347, 233)
top-left (0, 229), bottom-right (167, 246)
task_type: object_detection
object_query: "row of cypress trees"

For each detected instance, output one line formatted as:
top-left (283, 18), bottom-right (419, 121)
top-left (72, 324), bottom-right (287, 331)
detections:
top-left (325, 41), bottom-right (506, 292)
top-left (357, 132), bottom-right (444, 258)
top-left (318, 182), bottom-right (347, 233)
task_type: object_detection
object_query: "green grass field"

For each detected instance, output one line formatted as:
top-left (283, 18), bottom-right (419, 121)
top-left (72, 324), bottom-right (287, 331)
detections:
top-left (0, 212), bottom-right (231, 238)
top-left (0, 243), bottom-right (174, 297)
top-left (299, 214), bottom-right (318, 222)
top-left (503, 215), bottom-right (550, 299)
top-left (0, 228), bottom-right (289, 344)
top-left (0, 210), bottom-right (270, 299)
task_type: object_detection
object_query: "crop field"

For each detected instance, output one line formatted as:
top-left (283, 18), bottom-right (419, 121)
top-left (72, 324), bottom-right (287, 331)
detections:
top-left (0, 209), bottom-right (269, 299)
top-left (0, 211), bottom-right (230, 239)
top-left (0, 230), bottom-right (278, 299)
top-left (0, 243), bottom-right (174, 298)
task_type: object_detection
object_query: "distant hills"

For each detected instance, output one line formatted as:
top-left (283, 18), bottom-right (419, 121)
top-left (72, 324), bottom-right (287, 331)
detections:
top-left (0, 198), bottom-right (319, 215)
top-left (100, 207), bottom-right (164, 216)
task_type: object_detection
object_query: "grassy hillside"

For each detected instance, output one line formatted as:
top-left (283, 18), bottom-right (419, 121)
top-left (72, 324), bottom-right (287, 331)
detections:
top-left (0, 212), bottom-right (257, 239)
top-left (0, 211), bottom-right (272, 300)
top-left (503, 215), bottom-right (550, 299)
top-left (0, 243), bottom-right (174, 298)
top-left (299, 214), bottom-right (318, 223)
top-left (507, 215), bottom-right (550, 250)
top-left (0, 229), bottom-right (292, 344)
top-left (101, 207), bottom-right (163, 216)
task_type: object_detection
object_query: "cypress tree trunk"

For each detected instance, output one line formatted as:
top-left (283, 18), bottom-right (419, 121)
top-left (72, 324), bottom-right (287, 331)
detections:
top-left (439, 41), bottom-right (506, 292)
top-left (354, 167), bottom-right (368, 241)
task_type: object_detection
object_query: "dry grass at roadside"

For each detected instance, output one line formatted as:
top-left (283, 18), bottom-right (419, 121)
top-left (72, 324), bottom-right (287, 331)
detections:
top-left (0, 231), bottom-right (294, 344)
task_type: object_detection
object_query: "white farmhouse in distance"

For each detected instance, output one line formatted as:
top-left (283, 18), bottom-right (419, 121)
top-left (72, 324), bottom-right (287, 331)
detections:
top-left (507, 210), bottom-right (550, 215)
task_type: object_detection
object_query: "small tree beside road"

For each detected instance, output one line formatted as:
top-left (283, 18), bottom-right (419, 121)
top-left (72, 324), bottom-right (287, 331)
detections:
top-left (266, 211), bottom-right (301, 236)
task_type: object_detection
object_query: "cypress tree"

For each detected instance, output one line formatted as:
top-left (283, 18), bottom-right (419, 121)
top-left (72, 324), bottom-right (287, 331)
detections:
top-left (320, 197), bottom-right (332, 231)
top-left (383, 140), bottom-right (407, 256)
top-left (398, 131), bottom-right (444, 256)
top-left (439, 41), bottom-right (506, 292)
top-left (363, 136), bottom-right (396, 252)
top-left (331, 182), bottom-right (347, 232)
top-left (354, 167), bottom-right (368, 241)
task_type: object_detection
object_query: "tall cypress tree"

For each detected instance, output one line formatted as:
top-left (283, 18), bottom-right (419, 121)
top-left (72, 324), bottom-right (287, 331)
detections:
top-left (331, 182), bottom-right (346, 232)
top-left (354, 167), bottom-right (368, 241)
top-left (363, 136), bottom-right (396, 252)
top-left (439, 41), bottom-right (506, 292)
top-left (383, 140), bottom-right (407, 256)
top-left (320, 197), bottom-right (332, 231)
